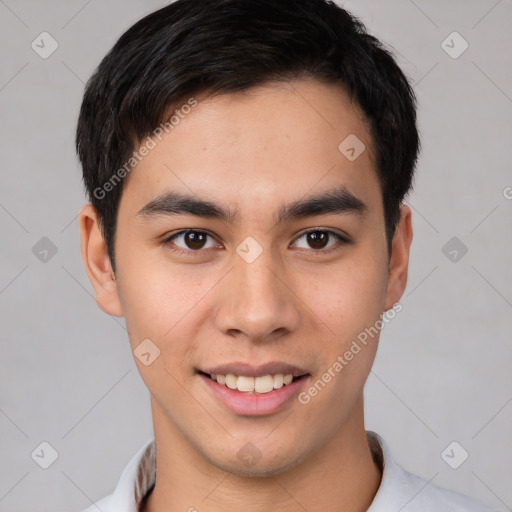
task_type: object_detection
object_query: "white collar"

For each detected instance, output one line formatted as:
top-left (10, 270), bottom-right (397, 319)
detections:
top-left (86, 430), bottom-right (496, 512)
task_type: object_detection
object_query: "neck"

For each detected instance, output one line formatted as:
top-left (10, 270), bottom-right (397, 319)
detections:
top-left (141, 395), bottom-right (382, 512)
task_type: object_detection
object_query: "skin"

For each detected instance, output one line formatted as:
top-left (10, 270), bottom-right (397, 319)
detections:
top-left (79, 78), bottom-right (412, 512)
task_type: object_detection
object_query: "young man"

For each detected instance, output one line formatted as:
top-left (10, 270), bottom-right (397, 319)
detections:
top-left (76, 0), bottom-right (498, 510)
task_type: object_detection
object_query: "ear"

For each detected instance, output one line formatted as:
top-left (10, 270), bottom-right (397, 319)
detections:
top-left (78, 203), bottom-right (123, 317)
top-left (384, 204), bottom-right (413, 310)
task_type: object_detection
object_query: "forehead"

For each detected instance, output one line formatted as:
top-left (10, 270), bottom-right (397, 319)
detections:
top-left (118, 78), bottom-right (381, 221)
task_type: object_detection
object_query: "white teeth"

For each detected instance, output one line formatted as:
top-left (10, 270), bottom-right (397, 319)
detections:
top-left (255, 375), bottom-right (275, 393)
top-left (237, 376), bottom-right (254, 392)
top-left (225, 374), bottom-right (237, 389)
top-left (273, 374), bottom-right (284, 389)
top-left (210, 373), bottom-right (299, 393)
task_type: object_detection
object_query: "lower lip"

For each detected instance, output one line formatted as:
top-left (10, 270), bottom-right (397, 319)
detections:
top-left (199, 373), bottom-right (309, 416)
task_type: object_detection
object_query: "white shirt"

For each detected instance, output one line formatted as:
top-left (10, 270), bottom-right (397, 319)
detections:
top-left (82, 431), bottom-right (498, 512)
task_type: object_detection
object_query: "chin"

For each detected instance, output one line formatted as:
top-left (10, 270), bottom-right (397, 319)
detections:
top-left (204, 444), bottom-right (311, 478)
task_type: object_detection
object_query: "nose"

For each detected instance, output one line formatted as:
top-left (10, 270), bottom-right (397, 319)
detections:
top-left (214, 246), bottom-right (301, 343)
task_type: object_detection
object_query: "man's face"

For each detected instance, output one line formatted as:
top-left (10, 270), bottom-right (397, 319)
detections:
top-left (81, 78), bottom-right (410, 476)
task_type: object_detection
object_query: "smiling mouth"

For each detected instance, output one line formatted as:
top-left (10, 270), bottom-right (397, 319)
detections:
top-left (198, 371), bottom-right (308, 394)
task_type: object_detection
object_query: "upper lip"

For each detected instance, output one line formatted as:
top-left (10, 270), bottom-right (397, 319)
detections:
top-left (199, 362), bottom-right (310, 378)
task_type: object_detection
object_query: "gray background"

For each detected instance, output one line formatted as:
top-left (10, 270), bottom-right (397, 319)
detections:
top-left (0, 0), bottom-right (511, 510)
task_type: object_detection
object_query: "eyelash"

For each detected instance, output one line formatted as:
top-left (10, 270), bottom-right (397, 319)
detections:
top-left (162, 229), bottom-right (349, 256)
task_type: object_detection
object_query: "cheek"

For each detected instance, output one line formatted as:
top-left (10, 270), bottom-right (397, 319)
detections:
top-left (117, 263), bottom-right (208, 399)
top-left (298, 262), bottom-right (386, 413)
top-left (116, 248), bottom-right (212, 355)
top-left (303, 253), bottom-right (388, 343)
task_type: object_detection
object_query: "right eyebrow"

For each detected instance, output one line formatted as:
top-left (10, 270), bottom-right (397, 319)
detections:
top-left (136, 185), bottom-right (368, 225)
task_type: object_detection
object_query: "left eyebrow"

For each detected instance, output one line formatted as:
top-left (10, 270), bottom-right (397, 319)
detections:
top-left (276, 186), bottom-right (368, 223)
top-left (136, 185), bottom-right (368, 224)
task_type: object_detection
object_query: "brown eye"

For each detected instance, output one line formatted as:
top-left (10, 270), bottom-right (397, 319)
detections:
top-left (164, 230), bottom-right (218, 254)
top-left (305, 231), bottom-right (329, 249)
top-left (183, 230), bottom-right (208, 250)
top-left (293, 229), bottom-right (347, 252)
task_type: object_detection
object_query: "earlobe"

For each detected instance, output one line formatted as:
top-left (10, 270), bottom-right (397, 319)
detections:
top-left (384, 204), bottom-right (413, 311)
top-left (78, 203), bottom-right (123, 317)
